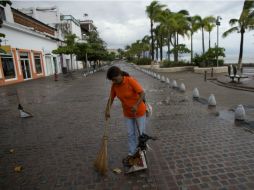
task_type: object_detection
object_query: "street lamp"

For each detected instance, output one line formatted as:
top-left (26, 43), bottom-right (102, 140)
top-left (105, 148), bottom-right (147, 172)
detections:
top-left (216, 16), bottom-right (222, 67)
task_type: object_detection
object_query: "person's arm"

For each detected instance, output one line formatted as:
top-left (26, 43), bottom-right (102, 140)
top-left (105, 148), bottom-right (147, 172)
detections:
top-left (128, 77), bottom-right (145, 113)
top-left (105, 86), bottom-right (115, 120)
top-left (131, 91), bottom-right (145, 113)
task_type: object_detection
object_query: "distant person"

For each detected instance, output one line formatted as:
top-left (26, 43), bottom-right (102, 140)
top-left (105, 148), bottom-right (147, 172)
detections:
top-left (105, 66), bottom-right (146, 162)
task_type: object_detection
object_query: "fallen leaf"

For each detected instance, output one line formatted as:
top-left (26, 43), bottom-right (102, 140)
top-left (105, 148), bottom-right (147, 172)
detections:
top-left (9, 149), bottom-right (15, 154)
top-left (14, 166), bottom-right (22, 172)
top-left (113, 168), bottom-right (122, 174)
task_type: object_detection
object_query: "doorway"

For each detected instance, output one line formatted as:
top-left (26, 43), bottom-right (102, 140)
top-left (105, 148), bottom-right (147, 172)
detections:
top-left (20, 53), bottom-right (32, 80)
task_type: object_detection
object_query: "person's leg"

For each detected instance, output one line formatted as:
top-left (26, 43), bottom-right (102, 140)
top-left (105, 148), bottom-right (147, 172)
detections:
top-left (136, 115), bottom-right (146, 135)
top-left (125, 117), bottom-right (137, 156)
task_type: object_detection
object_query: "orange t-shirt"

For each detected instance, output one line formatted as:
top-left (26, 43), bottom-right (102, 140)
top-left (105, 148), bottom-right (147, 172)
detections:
top-left (110, 76), bottom-right (146, 118)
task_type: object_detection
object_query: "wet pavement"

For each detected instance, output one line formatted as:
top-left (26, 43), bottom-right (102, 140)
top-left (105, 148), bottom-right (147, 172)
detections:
top-left (1, 61), bottom-right (254, 190)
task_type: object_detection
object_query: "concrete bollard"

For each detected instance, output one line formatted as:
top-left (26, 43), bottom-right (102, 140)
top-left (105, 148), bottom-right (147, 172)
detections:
top-left (172, 80), bottom-right (177, 88)
top-left (157, 74), bottom-right (161, 80)
top-left (161, 76), bottom-right (165, 82)
top-left (192, 88), bottom-right (200, 99)
top-left (235, 104), bottom-right (246, 121)
top-left (166, 78), bottom-right (170, 84)
top-left (179, 83), bottom-right (186, 92)
top-left (208, 94), bottom-right (216, 106)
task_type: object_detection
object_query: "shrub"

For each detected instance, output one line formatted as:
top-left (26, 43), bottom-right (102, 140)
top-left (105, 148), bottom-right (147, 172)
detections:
top-left (160, 60), bottom-right (192, 68)
top-left (133, 57), bottom-right (152, 65)
top-left (193, 47), bottom-right (225, 67)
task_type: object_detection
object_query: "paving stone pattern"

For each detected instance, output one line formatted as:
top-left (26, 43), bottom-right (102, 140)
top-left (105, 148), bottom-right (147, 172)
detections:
top-left (0, 62), bottom-right (254, 190)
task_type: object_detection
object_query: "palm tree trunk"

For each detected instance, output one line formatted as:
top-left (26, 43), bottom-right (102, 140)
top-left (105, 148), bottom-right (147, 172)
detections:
top-left (160, 35), bottom-right (163, 61)
top-left (238, 31), bottom-right (244, 70)
top-left (150, 19), bottom-right (154, 60)
top-left (156, 40), bottom-right (159, 61)
top-left (202, 27), bottom-right (205, 54)
top-left (174, 34), bottom-right (177, 63)
top-left (70, 54), bottom-right (73, 71)
top-left (209, 31), bottom-right (211, 49)
top-left (191, 33), bottom-right (193, 64)
top-left (167, 37), bottom-right (170, 61)
top-left (176, 33), bottom-right (179, 63)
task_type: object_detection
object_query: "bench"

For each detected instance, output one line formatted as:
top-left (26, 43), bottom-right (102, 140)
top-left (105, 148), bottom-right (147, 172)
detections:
top-left (226, 65), bottom-right (248, 83)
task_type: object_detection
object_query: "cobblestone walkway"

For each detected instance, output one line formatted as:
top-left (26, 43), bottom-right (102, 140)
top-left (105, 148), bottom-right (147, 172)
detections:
top-left (0, 62), bottom-right (254, 190)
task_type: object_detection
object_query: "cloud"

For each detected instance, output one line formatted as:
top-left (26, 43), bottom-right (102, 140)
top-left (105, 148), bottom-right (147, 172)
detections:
top-left (12, 0), bottom-right (254, 61)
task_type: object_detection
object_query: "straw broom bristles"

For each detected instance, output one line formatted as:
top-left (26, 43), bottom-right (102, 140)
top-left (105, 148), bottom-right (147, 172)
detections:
top-left (94, 135), bottom-right (108, 175)
top-left (94, 95), bottom-right (111, 175)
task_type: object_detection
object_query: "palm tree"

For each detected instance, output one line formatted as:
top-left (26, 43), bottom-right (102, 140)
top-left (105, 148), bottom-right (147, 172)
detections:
top-left (204, 17), bottom-right (216, 49)
top-left (187, 15), bottom-right (200, 63)
top-left (157, 9), bottom-right (173, 61)
top-left (169, 11), bottom-right (190, 63)
top-left (146, 1), bottom-right (166, 61)
top-left (195, 16), bottom-right (216, 54)
top-left (141, 35), bottom-right (150, 58)
top-left (223, 0), bottom-right (254, 69)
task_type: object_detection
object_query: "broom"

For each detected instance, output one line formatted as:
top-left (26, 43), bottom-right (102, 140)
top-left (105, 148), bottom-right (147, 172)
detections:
top-left (94, 96), bottom-right (111, 175)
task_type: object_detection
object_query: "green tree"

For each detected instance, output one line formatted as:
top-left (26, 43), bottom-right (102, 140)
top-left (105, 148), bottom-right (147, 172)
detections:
top-left (187, 15), bottom-right (202, 63)
top-left (52, 34), bottom-right (77, 71)
top-left (146, 1), bottom-right (166, 60)
top-left (75, 42), bottom-right (89, 69)
top-left (223, 0), bottom-right (254, 69)
top-left (195, 16), bottom-right (216, 54)
top-left (204, 17), bottom-right (216, 49)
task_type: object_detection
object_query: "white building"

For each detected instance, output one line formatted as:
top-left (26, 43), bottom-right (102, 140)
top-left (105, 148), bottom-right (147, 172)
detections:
top-left (19, 7), bottom-right (84, 71)
top-left (0, 3), bottom-right (63, 86)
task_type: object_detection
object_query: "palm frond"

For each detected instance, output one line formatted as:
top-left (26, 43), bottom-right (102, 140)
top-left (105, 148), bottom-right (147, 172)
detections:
top-left (229, 19), bottom-right (239, 26)
top-left (178, 10), bottom-right (189, 16)
top-left (222, 26), bottom-right (239, 38)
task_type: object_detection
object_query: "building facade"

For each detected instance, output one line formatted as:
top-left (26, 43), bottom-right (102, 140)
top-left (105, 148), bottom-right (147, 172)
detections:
top-left (0, 4), bottom-right (62, 86)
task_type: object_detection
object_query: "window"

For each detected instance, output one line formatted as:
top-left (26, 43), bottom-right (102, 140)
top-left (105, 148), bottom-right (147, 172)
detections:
top-left (34, 53), bottom-right (42, 74)
top-left (0, 7), bottom-right (6, 21)
top-left (1, 54), bottom-right (16, 79)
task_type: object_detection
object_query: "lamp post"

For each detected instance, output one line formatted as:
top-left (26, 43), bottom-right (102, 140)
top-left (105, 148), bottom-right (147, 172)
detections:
top-left (216, 16), bottom-right (222, 67)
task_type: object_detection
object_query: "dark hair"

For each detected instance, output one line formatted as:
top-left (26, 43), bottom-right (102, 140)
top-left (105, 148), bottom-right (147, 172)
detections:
top-left (106, 66), bottom-right (129, 80)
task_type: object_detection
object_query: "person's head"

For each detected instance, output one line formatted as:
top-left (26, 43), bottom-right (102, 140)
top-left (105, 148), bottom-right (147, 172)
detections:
top-left (107, 66), bottom-right (129, 84)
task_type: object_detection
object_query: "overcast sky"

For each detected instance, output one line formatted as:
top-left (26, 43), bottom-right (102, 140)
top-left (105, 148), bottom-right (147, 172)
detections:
top-left (12, 0), bottom-right (254, 62)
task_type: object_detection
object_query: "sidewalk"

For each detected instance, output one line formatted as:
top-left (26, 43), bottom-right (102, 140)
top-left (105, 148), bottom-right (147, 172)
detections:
top-left (0, 62), bottom-right (254, 190)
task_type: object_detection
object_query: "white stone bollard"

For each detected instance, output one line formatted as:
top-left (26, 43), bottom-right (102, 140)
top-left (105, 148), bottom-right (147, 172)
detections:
top-left (172, 80), bottom-right (177, 88)
top-left (161, 76), bottom-right (165, 82)
top-left (166, 78), bottom-right (170, 84)
top-left (235, 104), bottom-right (246, 121)
top-left (157, 74), bottom-right (161, 80)
top-left (179, 83), bottom-right (186, 92)
top-left (192, 88), bottom-right (200, 99)
top-left (208, 94), bottom-right (216, 106)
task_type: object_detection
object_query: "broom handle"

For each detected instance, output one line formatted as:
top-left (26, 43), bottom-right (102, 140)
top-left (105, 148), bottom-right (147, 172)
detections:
top-left (104, 93), bottom-right (112, 137)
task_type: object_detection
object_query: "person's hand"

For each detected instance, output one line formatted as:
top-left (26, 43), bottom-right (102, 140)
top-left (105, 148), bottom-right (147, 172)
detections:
top-left (131, 104), bottom-right (138, 113)
top-left (105, 109), bottom-right (110, 120)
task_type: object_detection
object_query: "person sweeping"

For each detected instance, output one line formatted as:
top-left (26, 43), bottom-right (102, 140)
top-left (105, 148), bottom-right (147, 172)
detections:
top-left (105, 66), bottom-right (147, 165)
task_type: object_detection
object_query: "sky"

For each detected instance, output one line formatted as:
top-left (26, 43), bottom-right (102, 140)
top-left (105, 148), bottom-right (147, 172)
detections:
top-left (12, 0), bottom-right (254, 62)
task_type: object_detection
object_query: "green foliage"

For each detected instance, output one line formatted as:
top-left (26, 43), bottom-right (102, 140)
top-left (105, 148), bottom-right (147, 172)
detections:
top-left (52, 31), bottom-right (112, 62)
top-left (52, 34), bottom-right (77, 55)
top-left (133, 58), bottom-right (152, 65)
top-left (0, 0), bottom-right (12, 6)
top-left (193, 47), bottom-right (225, 67)
top-left (171, 44), bottom-right (191, 54)
top-left (0, 33), bottom-right (6, 38)
top-left (161, 60), bottom-right (191, 68)
top-left (124, 40), bottom-right (150, 60)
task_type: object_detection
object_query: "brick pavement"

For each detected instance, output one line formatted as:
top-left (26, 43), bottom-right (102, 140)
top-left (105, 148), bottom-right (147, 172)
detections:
top-left (0, 62), bottom-right (254, 190)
